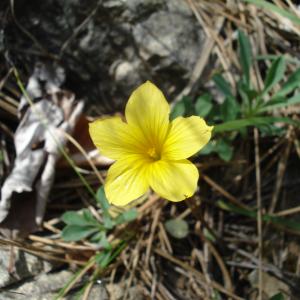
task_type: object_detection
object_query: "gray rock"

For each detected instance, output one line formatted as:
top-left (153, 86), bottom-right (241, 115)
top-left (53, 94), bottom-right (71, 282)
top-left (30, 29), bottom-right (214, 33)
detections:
top-left (166, 0), bottom-right (193, 15)
top-left (5, 0), bottom-right (205, 111)
top-left (77, 284), bottom-right (108, 300)
top-left (133, 11), bottom-right (204, 71)
top-left (0, 269), bottom-right (108, 300)
top-left (124, 0), bottom-right (165, 20)
top-left (0, 248), bottom-right (53, 288)
top-left (15, 270), bottom-right (73, 295)
top-left (110, 60), bottom-right (143, 91)
top-left (107, 282), bottom-right (144, 300)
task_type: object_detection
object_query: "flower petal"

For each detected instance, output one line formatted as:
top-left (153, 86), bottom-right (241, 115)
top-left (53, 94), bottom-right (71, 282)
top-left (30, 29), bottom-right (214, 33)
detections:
top-left (125, 81), bottom-right (170, 151)
top-left (148, 159), bottom-right (199, 202)
top-left (162, 116), bottom-right (213, 160)
top-left (89, 117), bottom-right (147, 160)
top-left (105, 155), bottom-right (150, 206)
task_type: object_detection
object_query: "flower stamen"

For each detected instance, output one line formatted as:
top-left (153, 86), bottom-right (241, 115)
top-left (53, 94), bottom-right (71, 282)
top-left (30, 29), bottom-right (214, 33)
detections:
top-left (147, 147), bottom-right (160, 161)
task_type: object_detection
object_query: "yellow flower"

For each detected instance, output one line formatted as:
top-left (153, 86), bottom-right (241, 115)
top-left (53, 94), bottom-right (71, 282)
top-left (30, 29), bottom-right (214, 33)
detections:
top-left (89, 81), bottom-right (213, 206)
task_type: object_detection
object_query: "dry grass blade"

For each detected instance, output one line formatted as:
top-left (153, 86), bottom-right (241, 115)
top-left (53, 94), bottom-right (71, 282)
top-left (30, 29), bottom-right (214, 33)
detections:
top-left (202, 174), bottom-right (249, 209)
top-left (58, 129), bottom-right (105, 184)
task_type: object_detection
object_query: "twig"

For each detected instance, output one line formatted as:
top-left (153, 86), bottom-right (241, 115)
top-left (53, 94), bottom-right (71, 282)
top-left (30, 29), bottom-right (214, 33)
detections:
top-left (268, 130), bottom-right (292, 213)
top-left (145, 209), bottom-right (161, 267)
top-left (59, 130), bottom-right (105, 184)
top-left (155, 248), bottom-right (243, 300)
top-left (254, 128), bottom-right (263, 300)
top-left (202, 174), bottom-right (249, 209)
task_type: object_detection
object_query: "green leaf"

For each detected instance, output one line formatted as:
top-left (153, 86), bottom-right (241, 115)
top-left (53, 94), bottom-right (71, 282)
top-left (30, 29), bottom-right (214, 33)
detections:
top-left (243, 0), bottom-right (300, 26)
top-left (217, 200), bottom-right (300, 232)
top-left (212, 290), bottom-right (222, 300)
top-left (260, 93), bottom-right (300, 112)
top-left (115, 209), bottom-right (138, 225)
top-left (170, 96), bottom-right (194, 120)
top-left (213, 117), bottom-right (299, 133)
top-left (263, 57), bottom-right (286, 94)
top-left (95, 251), bottom-right (112, 268)
top-left (213, 74), bottom-right (233, 97)
top-left (165, 219), bottom-right (189, 239)
top-left (269, 292), bottom-right (285, 300)
top-left (256, 54), bottom-right (300, 66)
top-left (237, 80), bottom-right (250, 111)
top-left (217, 200), bottom-right (255, 217)
top-left (199, 141), bottom-right (216, 155)
top-left (62, 210), bottom-right (97, 226)
top-left (203, 228), bottom-right (216, 243)
top-left (61, 225), bottom-right (98, 242)
top-left (99, 232), bottom-right (111, 250)
top-left (195, 93), bottom-right (213, 117)
top-left (276, 68), bottom-right (300, 98)
top-left (96, 186), bottom-right (110, 212)
top-left (259, 124), bottom-right (286, 137)
top-left (238, 30), bottom-right (252, 85)
top-left (221, 96), bottom-right (240, 121)
top-left (96, 186), bottom-right (114, 229)
top-left (170, 101), bottom-right (185, 120)
top-left (181, 96), bottom-right (194, 115)
top-left (95, 241), bottom-right (127, 269)
top-left (103, 216), bottom-right (114, 230)
top-left (91, 231), bottom-right (112, 250)
top-left (216, 140), bottom-right (233, 162)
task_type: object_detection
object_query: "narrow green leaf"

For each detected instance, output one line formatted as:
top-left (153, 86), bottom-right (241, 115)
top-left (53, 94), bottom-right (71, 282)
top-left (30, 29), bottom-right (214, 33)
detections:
top-left (256, 54), bottom-right (300, 66)
top-left (276, 68), bottom-right (300, 98)
top-left (243, 0), bottom-right (300, 26)
top-left (213, 117), bottom-right (298, 133)
top-left (213, 74), bottom-right (233, 97)
top-left (54, 257), bottom-right (96, 300)
top-left (165, 219), bottom-right (189, 239)
top-left (203, 228), bottom-right (217, 243)
top-left (218, 200), bottom-right (300, 232)
top-left (96, 186), bottom-right (110, 212)
top-left (195, 93), bottom-right (213, 117)
top-left (95, 251), bottom-right (112, 268)
top-left (217, 200), bottom-right (256, 218)
top-left (61, 225), bottom-right (98, 242)
top-left (263, 57), bottom-right (286, 94)
top-left (238, 30), bottom-right (252, 85)
top-left (260, 93), bottom-right (300, 112)
top-left (95, 240), bottom-right (127, 269)
top-left (96, 186), bottom-right (114, 229)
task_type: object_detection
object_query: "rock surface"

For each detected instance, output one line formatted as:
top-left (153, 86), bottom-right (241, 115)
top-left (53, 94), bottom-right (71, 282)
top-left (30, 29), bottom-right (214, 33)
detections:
top-left (0, 269), bottom-right (108, 300)
top-left (4, 0), bottom-right (205, 110)
top-left (0, 248), bottom-right (53, 288)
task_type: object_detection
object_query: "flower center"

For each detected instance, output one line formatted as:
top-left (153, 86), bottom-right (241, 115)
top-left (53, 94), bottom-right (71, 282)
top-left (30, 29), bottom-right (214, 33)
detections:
top-left (147, 147), bottom-right (160, 161)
